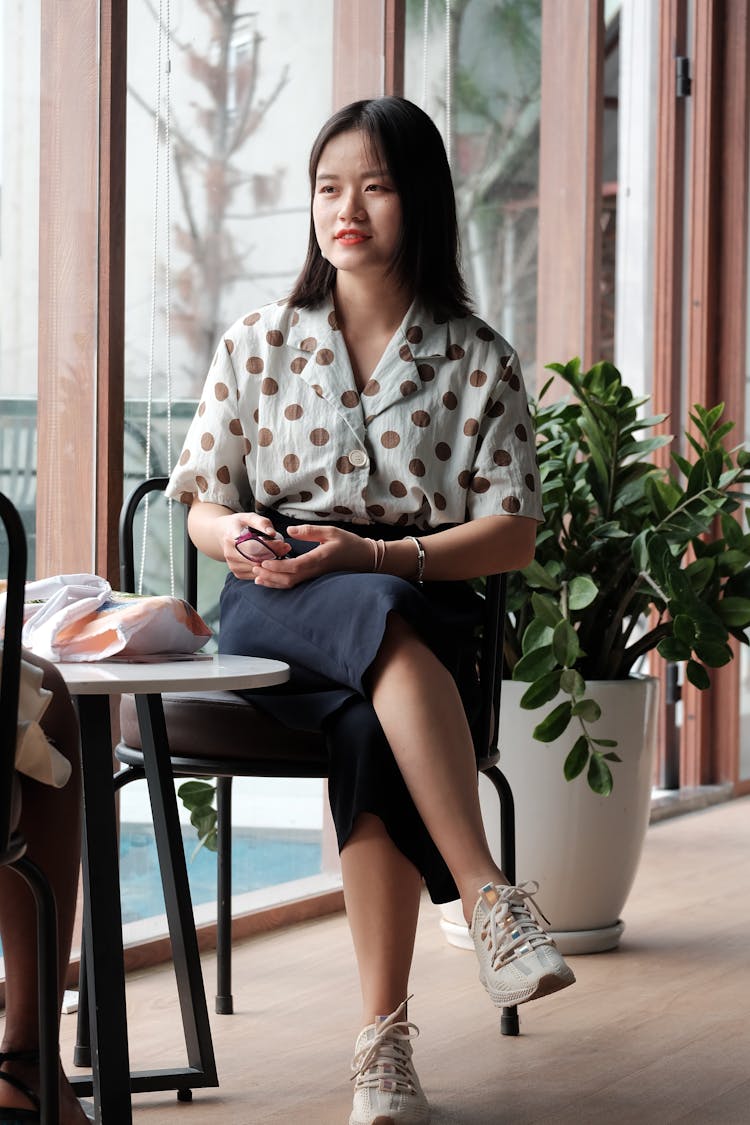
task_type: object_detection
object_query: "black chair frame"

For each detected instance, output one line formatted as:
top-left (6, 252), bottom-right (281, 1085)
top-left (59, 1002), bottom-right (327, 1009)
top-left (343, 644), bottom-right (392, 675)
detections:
top-left (93, 478), bottom-right (520, 1037)
top-left (0, 492), bottom-right (60, 1123)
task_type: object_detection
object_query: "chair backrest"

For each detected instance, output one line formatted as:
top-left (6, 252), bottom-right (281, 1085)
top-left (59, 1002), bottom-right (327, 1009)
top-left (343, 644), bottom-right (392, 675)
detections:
top-left (0, 491), bottom-right (28, 850)
top-left (119, 478), bottom-right (507, 760)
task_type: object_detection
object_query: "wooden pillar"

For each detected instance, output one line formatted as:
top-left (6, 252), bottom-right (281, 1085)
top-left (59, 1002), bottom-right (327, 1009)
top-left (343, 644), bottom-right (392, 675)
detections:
top-left (536, 0), bottom-right (604, 374)
top-left (333, 0), bottom-right (405, 107)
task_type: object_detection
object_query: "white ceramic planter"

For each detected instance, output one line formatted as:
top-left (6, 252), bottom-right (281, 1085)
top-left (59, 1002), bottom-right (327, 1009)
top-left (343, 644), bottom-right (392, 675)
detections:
top-left (441, 675), bottom-right (659, 954)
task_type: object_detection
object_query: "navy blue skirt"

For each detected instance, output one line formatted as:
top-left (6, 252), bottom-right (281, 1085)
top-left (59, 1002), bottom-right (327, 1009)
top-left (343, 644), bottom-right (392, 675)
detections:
top-left (218, 514), bottom-right (483, 903)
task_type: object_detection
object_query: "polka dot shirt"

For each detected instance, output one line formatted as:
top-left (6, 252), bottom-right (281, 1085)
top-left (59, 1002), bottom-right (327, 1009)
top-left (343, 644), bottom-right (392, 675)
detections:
top-left (166, 297), bottom-right (543, 530)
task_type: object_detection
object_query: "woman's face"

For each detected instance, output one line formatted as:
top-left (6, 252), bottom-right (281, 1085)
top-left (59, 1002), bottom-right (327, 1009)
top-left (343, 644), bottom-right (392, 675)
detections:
top-left (312, 129), bottom-right (402, 283)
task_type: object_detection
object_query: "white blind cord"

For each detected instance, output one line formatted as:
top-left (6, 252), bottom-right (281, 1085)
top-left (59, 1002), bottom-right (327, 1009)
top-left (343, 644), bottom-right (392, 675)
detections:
top-left (421, 0), bottom-right (430, 109)
top-left (444, 0), bottom-right (452, 165)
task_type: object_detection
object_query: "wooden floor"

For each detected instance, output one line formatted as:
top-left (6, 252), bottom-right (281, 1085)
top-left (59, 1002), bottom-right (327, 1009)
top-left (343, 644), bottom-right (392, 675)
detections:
top-left (57, 798), bottom-right (749, 1124)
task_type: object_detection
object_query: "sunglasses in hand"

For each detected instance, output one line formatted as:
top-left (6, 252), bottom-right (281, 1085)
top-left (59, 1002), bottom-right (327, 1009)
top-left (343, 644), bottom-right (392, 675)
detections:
top-left (234, 527), bottom-right (289, 562)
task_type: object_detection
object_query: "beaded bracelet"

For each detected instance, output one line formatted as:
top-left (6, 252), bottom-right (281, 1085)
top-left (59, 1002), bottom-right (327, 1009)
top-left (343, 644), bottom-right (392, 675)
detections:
top-left (406, 535), bottom-right (425, 585)
top-left (369, 538), bottom-right (386, 572)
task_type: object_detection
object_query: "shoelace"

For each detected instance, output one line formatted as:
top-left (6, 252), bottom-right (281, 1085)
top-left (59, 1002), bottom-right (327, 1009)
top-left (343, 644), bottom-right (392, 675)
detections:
top-left (481, 881), bottom-right (552, 969)
top-left (351, 998), bottom-right (421, 1094)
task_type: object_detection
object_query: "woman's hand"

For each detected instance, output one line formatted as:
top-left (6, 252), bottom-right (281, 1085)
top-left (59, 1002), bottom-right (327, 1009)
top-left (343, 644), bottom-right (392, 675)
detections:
top-left (251, 524), bottom-right (372, 589)
top-left (220, 512), bottom-right (293, 580)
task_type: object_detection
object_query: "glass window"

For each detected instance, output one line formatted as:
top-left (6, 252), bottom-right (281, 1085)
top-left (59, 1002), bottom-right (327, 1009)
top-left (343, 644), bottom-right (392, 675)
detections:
top-left (404, 0), bottom-right (542, 375)
top-left (0, 1), bottom-right (40, 577)
top-left (122, 0), bottom-right (338, 918)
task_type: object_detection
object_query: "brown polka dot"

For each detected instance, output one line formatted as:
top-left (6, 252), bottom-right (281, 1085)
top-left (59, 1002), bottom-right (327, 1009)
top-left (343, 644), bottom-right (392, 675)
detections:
top-left (389, 481), bottom-right (407, 498)
top-left (502, 496), bottom-right (521, 514)
top-left (458, 471), bottom-right (472, 489)
top-left (290, 356), bottom-right (308, 374)
top-left (328, 310), bottom-right (339, 329)
top-left (316, 348), bottom-right (334, 365)
top-left (312, 384), bottom-right (324, 397)
top-left (266, 330), bottom-right (284, 347)
top-left (299, 490), bottom-right (312, 501)
top-left (435, 442), bottom-right (452, 461)
top-left (179, 491), bottom-right (194, 505)
top-left (198, 402), bottom-right (206, 417)
top-left (243, 311), bottom-right (260, 325)
top-left (341, 390), bottom-right (360, 408)
top-left (195, 475), bottom-right (208, 493)
top-left (362, 379), bottom-right (380, 397)
top-left (336, 456), bottom-right (355, 475)
top-left (261, 377), bottom-right (279, 395)
top-left (396, 513), bottom-right (410, 526)
top-left (442, 391), bottom-right (458, 410)
top-left (400, 380), bottom-right (417, 396)
top-left (409, 459), bottom-right (426, 477)
top-left (333, 505), bottom-right (353, 515)
top-left (381, 431), bottom-right (401, 449)
top-left (179, 449), bottom-right (191, 466)
top-left (399, 344), bottom-right (414, 362)
top-left (446, 344), bottom-right (465, 360)
top-left (406, 325), bottom-right (423, 344)
top-left (493, 449), bottom-right (512, 466)
top-left (463, 418), bottom-right (480, 437)
top-left (515, 424), bottom-right (528, 442)
top-left (509, 373), bottom-right (521, 391)
top-left (367, 504), bottom-right (385, 518)
top-left (314, 475), bottom-right (330, 492)
top-left (525, 474), bottom-right (536, 491)
top-left (291, 310), bottom-right (300, 326)
top-left (258, 428), bottom-right (273, 447)
top-left (243, 439), bottom-right (252, 454)
top-left (229, 419), bottom-right (243, 436)
top-left (264, 480), bottom-right (281, 496)
top-left (215, 382), bottom-right (229, 401)
top-left (285, 403), bottom-right (304, 421)
top-left (434, 492), bottom-right (447, 511)
top-left (224, 339), bottom-right (234, 354)
top-left (411, 410), bottom-right (430, 428)
top-left (471, 476), bottom-right (490, 493)
top-left (310, 428), bottom-right (330, 446)
top-left (246, 356), bottom-right (264, 375)
top-left (418, 363), bottom-right (435, 382)
top-left (253, 408), bottom-right (260, 423)
top-left (486, 399), bottom-right (505, 417)
top-left (283, 454), bottom-right (300, 473)
top-left (201, 432), bottom-right (215, 451)
top-left (300, 336), bottom-right (317, 352)
top-left (217, 466), bottom-right (231, 484)
top-left (477, 325), bottom-right (495, 342)
top-left (469, 369), bottom-right (488, 387)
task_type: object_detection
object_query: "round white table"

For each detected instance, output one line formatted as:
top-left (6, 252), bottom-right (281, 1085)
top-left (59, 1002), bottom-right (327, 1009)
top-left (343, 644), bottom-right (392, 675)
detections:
top-left (56, 655), bottom-right (289, 1124)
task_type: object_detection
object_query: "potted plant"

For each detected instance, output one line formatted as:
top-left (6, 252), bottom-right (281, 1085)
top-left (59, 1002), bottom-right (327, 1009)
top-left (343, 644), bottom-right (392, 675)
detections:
top-left (442, 358), bottom-right (750, 953)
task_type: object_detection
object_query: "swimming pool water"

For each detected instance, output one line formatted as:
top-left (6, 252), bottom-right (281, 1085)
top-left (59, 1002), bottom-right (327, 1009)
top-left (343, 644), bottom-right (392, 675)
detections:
top-left (120, 822), bottom-right (323, 924)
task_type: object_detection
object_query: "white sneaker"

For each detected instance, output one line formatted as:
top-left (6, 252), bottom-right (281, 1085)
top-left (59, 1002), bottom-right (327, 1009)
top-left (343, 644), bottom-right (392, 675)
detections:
top-left (349, 998), bottom-right (430, 1125)
top-left (469, 882), bottom-right (576, 1007)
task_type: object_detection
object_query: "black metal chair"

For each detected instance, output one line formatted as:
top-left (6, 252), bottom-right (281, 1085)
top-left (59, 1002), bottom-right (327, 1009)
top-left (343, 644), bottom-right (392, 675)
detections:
top-left (0, 492), bottom-right (60, 1124)
top-left (106, 478), bottom-right (520, 1035)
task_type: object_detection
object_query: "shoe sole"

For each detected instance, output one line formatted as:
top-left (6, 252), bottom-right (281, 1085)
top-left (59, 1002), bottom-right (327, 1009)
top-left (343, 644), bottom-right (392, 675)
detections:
top-left (480, 966), bottom-right (576, 1007)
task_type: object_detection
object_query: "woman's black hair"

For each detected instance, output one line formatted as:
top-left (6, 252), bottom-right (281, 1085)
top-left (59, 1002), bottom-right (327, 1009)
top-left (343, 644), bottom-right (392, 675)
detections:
top-left (287, 96), bottom-right (472, 319)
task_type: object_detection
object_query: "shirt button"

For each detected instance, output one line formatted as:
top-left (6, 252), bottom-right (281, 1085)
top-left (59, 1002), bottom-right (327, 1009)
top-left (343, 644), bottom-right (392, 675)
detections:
top-left (349, 449), bottom-right (368, 468)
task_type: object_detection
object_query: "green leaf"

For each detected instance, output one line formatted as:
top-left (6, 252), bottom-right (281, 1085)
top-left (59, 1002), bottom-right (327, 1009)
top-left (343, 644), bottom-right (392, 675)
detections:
top-left (521, 558), bottom-right (560, 591)
top-left (521, 618), bottom-right (554, 655)
top-left (587, 754), bottom-right (614, 796)
top-left (568, 575), bottom-right (598, 610)
top-left (552, 619), bottom-right (582, 667)
top-left (564, 736), bottom-right (589, 780)
top-left (530, 592), bottom-right (564, 627)
top-left (673, 614), bottom-right (696, 647)
top-left (519, 669), bottom-right (563, 708)
top-left (693, 640), bottom-right (733, 667)
top-left (560, 668), bottom-right (586, 697)
top-left (686, 660), bottom-right (711, 689)
top-left (513, 645), bottom-right (558, 683)
top-left (716, 597), bottom-right (750, 628)
top-left (657, 637), bottom-right (692, 662)
top-left (572, 698), bottom-right (602, 722)
top-left (591, 738), bottom-right (618, 747)
top-left (533, 701), bottom-right (573, 742)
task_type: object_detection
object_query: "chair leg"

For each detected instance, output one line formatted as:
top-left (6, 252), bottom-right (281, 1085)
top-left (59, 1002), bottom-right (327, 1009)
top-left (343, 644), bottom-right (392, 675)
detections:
top-left (15, 856), bottom-right (60, 1125)
top-left (215, 776), bottom-right (233, 1015)
top-left (481, 765), bottom-right (520, 1037)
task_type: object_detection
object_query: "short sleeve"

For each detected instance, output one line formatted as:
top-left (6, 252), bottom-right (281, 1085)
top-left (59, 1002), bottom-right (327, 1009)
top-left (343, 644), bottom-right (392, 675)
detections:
top-left (466, 349), bottom-right (543, 522)
top-left (166, 338), bottom-right (251, 511)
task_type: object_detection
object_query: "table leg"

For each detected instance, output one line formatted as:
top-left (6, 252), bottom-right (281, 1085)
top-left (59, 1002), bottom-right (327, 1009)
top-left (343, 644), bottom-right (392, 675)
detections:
top-left (135, 693), bottom-right (218, 1090)
top-left (75, 695), bottom-right (133, 1124)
